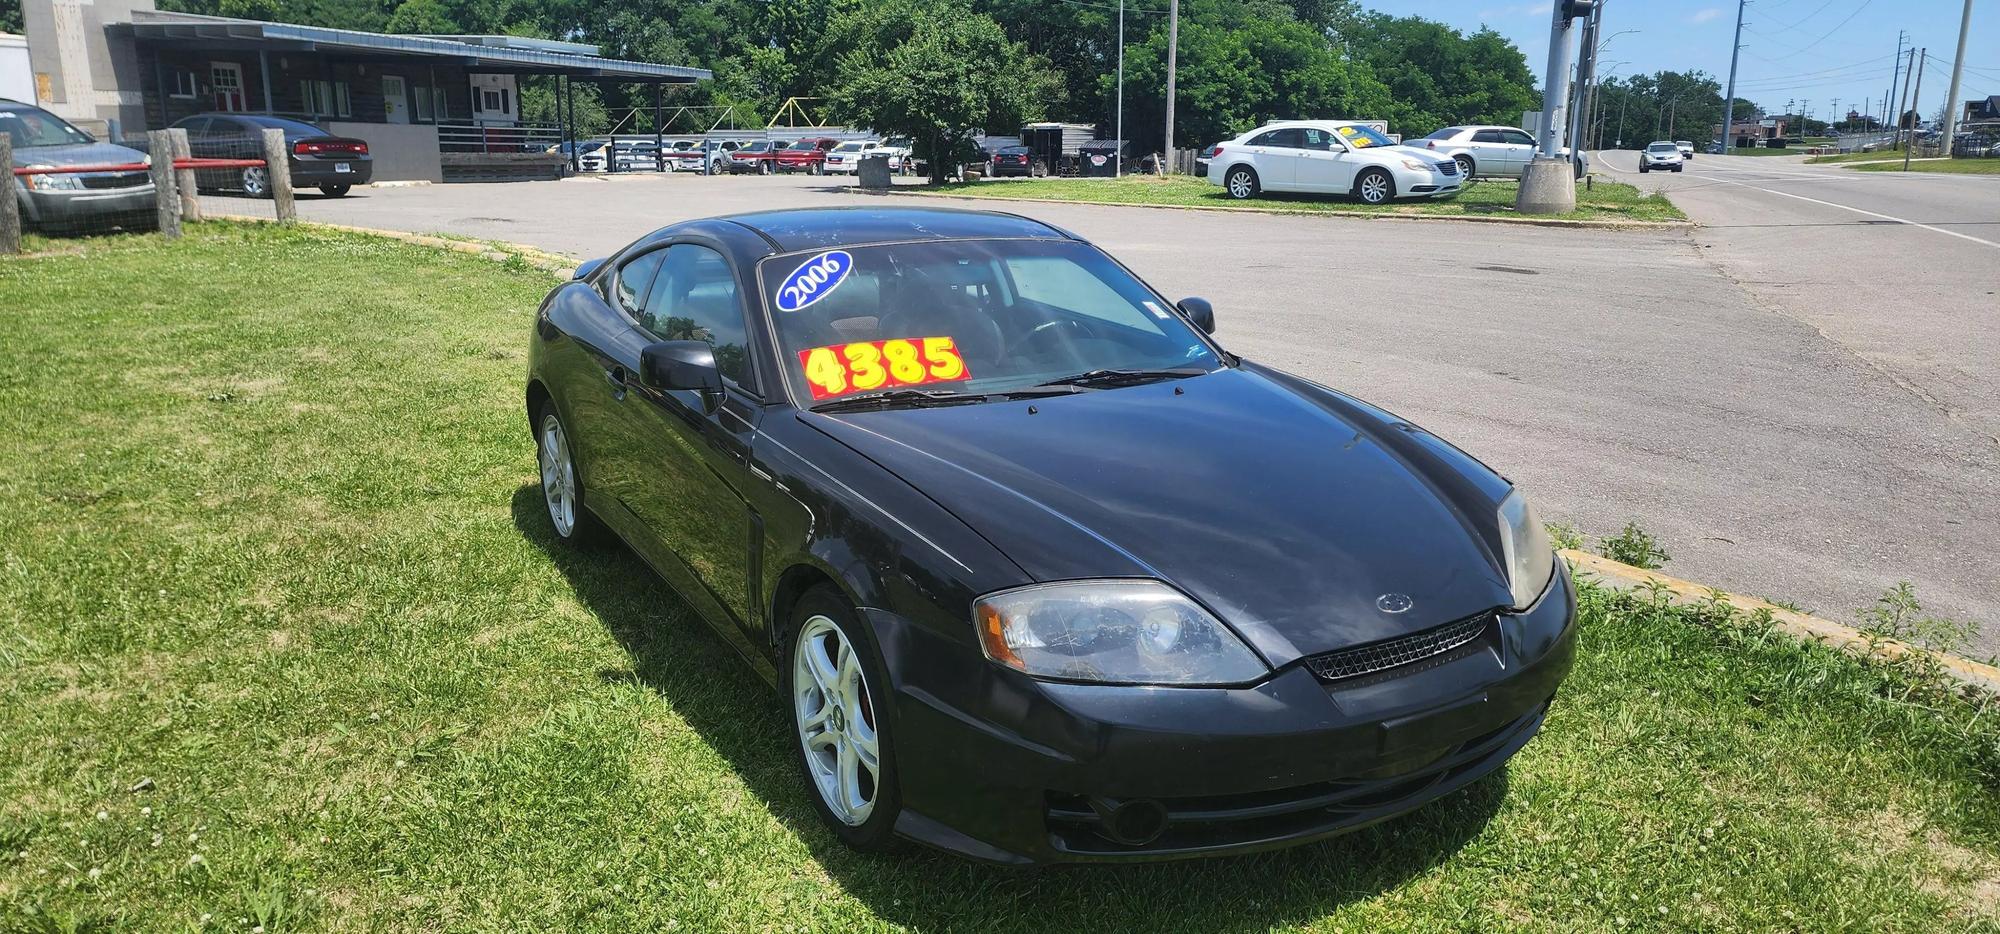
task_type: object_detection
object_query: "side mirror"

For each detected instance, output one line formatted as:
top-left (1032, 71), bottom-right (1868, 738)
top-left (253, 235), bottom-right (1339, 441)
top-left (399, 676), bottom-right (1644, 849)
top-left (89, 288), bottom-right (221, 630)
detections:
top-left (640, 340), bottom-right (723, 408)
top-left (572, 257), bottom-right (606, 281)
top-left (1177, 297), bottom-right (1216, 334)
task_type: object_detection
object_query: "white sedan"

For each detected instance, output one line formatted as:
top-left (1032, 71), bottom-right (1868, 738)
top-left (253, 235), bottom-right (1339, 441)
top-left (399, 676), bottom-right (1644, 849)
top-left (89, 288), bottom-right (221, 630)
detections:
top-left (823, 140), bottom-right (879, 174)
top-left (1205, 121), bottom-right (1462, 204)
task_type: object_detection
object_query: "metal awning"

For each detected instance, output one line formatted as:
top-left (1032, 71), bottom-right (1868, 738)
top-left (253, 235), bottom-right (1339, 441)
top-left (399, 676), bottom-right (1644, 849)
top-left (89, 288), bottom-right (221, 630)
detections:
top-left (116, 11), bottom-right (710, 81)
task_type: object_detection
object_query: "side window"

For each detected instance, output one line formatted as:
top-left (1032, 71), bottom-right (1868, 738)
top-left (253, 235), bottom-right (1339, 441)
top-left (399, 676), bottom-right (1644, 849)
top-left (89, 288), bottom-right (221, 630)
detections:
top-left (1300, 128), bottom-right (1333, 150)
top-left (641, 245), bottom-right (752, 387)
top-left (176, 117), bottom-right (212, 137)
top-left (614, 248), bottom-right (667, 317)
top-left (1471, 129), bottom-right (1506, 143)
top-left (1500, 129), bottom-right (1537, 147)
top-left (1246, 129), bottom-right (1285, 147)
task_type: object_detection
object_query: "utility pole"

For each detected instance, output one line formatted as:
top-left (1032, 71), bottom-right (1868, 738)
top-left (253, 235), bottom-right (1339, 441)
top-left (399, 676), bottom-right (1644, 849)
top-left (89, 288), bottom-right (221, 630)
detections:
top-left (1904, 49), bottom-right (1926, 170)
top-left (1115, 0), bottom-right (1125, 177)
top-left (1162, 0), bottom-right (1179, 170)
top-left (1521, 0), bottom-right (1590, 214)
top-left (1938, 0), bottom-right (1975, 157)
top-left (1565, 1), bottom-right (1602, 174)
top-left (1895, 46), bottom-right (1916, 149)
top-left (1888, 31), bottom-right (1908, 140)
top-left (1720, 0), bottom-right (1747, 153)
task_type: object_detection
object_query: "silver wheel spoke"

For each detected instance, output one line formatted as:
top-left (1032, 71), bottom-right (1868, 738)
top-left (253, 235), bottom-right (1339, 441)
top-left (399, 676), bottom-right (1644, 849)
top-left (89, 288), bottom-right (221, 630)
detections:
top-left (793, 614), bottom-right (880, 826)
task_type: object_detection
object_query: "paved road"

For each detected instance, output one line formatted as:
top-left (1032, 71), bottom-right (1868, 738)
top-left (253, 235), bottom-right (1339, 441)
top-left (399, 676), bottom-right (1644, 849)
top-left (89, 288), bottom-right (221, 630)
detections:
top-left (291, 169), bottom-right (2000, 650)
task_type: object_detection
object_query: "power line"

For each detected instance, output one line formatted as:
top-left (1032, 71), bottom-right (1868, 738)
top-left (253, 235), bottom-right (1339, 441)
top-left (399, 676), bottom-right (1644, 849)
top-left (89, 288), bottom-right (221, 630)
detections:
top-left (1763, 0), bottom-right (1878, 61)
top-left (1765, 0), bottom-right (1840, 35)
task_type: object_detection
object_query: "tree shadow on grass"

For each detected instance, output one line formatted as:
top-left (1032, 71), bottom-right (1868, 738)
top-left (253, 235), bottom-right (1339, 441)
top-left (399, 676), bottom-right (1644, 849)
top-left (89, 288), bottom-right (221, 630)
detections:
top-left (511, 483), bottom-right (1509, 933)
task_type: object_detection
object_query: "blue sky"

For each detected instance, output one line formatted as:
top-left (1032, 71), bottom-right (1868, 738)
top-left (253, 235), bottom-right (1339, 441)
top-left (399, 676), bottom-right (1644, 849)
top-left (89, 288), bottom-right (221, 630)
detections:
top-left (1360, 0), bottom-right (2000, 122)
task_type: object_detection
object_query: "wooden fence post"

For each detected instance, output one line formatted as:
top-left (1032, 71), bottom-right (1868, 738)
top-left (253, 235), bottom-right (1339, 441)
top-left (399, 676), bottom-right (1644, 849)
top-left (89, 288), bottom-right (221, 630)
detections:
top-left (147, 130), bottom-right (182, 238)
top-left (261, 128), bottom-right (295, 223)
top-left (1, 136), bottom-right (20, 254)
top-left (167, 128), bottom-right (201, 223)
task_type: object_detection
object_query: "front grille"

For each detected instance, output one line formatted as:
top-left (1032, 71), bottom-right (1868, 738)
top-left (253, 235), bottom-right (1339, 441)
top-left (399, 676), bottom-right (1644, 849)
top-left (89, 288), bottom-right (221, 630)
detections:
top-left (1304, 614), bottom-right (1491, 682)
top-left (80, 172), bottom-right (149, 190)
top-left (1435, 160), bottom-right (1458, 175)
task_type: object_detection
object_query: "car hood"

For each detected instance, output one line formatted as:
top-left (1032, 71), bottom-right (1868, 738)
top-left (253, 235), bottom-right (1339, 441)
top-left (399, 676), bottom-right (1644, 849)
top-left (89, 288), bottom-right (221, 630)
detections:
top-left (800, 366), bottom-right (1515, 667)
top-left (9, 140), bottom-right (148, 169)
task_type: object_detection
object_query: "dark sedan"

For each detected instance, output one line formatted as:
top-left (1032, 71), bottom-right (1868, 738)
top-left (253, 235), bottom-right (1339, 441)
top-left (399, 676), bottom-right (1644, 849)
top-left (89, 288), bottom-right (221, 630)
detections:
top-left (989, 145), bottom-right (1036, 177)
top-left (172, 114), bottom-right (371, 197)
top-left (524, 207), bottom-right (1576, 864)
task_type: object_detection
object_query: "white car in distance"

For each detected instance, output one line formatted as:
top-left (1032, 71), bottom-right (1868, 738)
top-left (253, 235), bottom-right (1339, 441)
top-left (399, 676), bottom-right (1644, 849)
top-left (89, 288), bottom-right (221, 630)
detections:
top-left (1206, 120), bottom-right (1462, 204)
top-left (823, 140), bottom-right (880, 174)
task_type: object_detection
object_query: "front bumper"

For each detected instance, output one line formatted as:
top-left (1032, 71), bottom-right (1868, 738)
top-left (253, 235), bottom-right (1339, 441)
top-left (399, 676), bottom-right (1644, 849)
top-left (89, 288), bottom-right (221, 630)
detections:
top-left (870, 563), bottom-right (1579, 864)
top-left (1390, 163), bottom-right (1464, 198)
top-left (17, 182), bottom-right (158, 228)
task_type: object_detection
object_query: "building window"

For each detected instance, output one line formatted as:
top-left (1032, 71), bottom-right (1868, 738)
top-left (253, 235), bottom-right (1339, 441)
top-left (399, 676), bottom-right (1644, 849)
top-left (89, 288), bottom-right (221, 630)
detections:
top-left (299, 79), bottom-right (353, 119)
top-left (169, 70), bottom-right (198, 100)
top-left (413, 85), bottom-right (449, 122)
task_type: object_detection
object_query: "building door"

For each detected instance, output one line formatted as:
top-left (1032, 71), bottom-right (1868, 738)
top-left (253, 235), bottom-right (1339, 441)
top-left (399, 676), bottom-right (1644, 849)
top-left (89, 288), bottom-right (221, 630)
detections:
top-left (382, 76), bottom-right (409, 124)
top-left (209, 62), bottom-right (245, 112)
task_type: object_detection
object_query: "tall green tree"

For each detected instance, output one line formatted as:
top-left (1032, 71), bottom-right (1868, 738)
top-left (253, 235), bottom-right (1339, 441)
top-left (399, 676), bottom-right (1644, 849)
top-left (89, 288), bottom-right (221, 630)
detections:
top-left (826, 0), bottom-right (1059, 182)
top-left (2, 0), bottom-right (24, 34)
top-left (1347, 14), bottom-right (1537, 136)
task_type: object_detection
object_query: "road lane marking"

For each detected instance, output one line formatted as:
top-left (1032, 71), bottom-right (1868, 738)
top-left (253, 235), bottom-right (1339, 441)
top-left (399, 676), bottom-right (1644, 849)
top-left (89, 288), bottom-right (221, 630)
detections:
top-left (1692, 173), bottom-right (2000, 251)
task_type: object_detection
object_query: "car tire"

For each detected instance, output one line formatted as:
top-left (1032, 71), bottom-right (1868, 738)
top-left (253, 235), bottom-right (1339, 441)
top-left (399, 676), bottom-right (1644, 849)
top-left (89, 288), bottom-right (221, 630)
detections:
top-left (760, 161), bottom-right (771, 176)
top-left (784, 584), bottom-right (901, 851)
top-left (1354, 168), bottom-right (1394, 205)
top-left (319, 184), bottom-right (351, 197)
top-left (533, 400), bottom-right (605, 547)
top-left (1639, 165), bottom-right (1649, 173)
top-left (1674, 165), bottom-right (1684, 172)
top-left (1224, 165), bottom-right (1259, 200)
top-left (1453, 154), bottom-right (1476, 185)
top-left (241, 165), bottom-right (270, 198)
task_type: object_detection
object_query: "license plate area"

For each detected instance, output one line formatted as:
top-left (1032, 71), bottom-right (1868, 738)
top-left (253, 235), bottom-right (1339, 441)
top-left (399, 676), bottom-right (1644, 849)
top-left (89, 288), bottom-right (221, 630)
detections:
top-left (334, 163), bottom-right (352, 173)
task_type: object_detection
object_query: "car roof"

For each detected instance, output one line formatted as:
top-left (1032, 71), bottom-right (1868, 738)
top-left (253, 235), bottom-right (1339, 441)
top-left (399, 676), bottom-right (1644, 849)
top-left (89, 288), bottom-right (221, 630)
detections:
top-left (712, 207), bottom-right (1076, 253)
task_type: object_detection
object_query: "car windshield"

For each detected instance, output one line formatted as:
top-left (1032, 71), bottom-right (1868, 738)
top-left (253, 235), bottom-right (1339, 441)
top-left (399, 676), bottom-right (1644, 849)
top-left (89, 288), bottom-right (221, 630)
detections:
top-left (742, 141), bottom-right (772, 152)
top-left (833, 142), bottom-right (866, 153)
top-left (999, 146), bottom-right (1031, 154)
top-left (1334, 125), bottom-right (1393, 149)
top-left (1648, 143), bottom-right (1678, 152)
top-left (0, 106), bottom-right (95, 147)
top-left (1418, 127), bottom-right (1464, 141)
top-left (761, 239), bottom-right (1222, 405)
top-left (788, 139), bottom-right (819, 150)
top-left (883, 137), bottom-right (911, 148)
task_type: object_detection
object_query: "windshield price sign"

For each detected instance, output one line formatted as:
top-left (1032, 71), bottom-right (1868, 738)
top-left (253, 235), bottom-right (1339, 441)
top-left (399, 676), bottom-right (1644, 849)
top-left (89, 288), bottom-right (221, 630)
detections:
top-left (799, 337), bottom-right (971, 400)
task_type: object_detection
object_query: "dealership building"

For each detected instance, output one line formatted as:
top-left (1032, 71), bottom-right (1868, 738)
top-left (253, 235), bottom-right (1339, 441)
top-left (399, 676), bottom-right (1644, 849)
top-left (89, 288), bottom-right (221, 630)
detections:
top-left (13, 0), bottom-right (708, 181)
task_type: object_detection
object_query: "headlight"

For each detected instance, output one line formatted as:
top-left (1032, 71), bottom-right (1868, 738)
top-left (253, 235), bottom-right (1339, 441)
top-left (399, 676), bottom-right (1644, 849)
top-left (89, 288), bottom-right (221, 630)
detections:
top-left (1400, 158), bottom-right (1429, 171)
top-left (25, 166), bottom-right (84, 191)
top-left (974, 580), bottom-right (1268, 686)
top-left (1498, 489), bottom-right (1556, 611)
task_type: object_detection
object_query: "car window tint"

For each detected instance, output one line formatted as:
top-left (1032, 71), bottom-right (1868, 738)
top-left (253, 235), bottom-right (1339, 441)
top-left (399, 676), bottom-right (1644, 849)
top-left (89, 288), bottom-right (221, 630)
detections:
top-left (176, 117), bottom-right (213, 136)
top-left (1005, 256), bottom-right (1153, 330)
top-left (1500, 129), bottom-right (1536, 146)
top-left (0, 107), bottom-right (95, 147)
top-left (1246, 129), bottom-right (1286, 147)
top-left (615, 249), bottom-right (667, 316)
top-left (641, 245), bottom-right (751, 386)
top-left (1299, 127), bottom-right (1337, 150)
top-left (1472, 129), bottom-right (1507, 143)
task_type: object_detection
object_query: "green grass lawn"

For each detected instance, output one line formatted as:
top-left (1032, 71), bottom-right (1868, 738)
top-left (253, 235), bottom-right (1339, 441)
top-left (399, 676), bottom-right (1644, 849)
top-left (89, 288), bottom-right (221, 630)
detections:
top-left (6, 225), bottom-right (2000, 931)
top-left (907, 174), bottom-right (1686, 223)
top-left (1850, 158), bottom-right (2000, 175)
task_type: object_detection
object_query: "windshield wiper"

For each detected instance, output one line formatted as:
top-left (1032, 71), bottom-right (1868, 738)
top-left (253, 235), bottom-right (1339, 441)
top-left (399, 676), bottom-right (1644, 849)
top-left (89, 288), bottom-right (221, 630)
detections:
top-left (811, 388), bottom-right (988, 413)
top-left (1032, 367), bottom-right (1210, 389)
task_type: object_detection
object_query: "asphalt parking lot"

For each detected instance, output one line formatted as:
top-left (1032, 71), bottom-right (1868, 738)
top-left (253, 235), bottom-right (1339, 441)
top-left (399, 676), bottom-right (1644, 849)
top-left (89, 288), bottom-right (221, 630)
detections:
top-left (292, 168), bottom-right (2000, 652)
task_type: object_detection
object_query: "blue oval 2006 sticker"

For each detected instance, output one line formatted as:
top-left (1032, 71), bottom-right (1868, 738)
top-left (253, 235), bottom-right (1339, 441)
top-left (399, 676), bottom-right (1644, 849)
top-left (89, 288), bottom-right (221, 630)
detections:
top-left (775, 250), bottom-right (853, 312)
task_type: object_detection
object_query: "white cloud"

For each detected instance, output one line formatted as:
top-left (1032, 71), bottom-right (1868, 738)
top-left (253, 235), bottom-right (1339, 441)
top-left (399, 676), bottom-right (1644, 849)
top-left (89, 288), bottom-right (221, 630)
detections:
top-left (1689, 7), bottom-right (1725, 24)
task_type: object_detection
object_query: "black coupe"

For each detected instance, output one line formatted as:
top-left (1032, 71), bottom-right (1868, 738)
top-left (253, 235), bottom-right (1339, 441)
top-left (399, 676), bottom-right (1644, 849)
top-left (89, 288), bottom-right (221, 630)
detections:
top-left (524, 207), bottom-right (1577, 864)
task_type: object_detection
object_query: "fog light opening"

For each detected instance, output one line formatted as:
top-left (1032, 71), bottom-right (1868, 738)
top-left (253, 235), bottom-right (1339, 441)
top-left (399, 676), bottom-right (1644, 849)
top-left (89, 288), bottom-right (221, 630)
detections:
top-left (1089, 797), bottom-right (1168, 846)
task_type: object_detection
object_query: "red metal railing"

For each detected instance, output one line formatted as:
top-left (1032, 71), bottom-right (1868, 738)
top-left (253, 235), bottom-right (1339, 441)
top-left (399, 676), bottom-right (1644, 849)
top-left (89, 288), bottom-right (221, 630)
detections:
top-left (10, 158), bottom-right (267, 176)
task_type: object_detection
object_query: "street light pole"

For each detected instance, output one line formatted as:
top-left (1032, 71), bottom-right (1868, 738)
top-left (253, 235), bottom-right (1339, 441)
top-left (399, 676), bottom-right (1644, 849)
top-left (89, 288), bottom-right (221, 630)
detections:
top-left (1162, 0), bottom-right (1179, 171)
top-left (1937, 0), bottom-right (1975, 157)
top-left (1115, 0), bottom-right (1124, 177)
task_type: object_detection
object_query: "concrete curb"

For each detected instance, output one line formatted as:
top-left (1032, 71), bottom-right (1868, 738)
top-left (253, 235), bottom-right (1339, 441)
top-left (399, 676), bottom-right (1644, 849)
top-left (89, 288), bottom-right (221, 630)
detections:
top-left (1563, 549), bottom-right (2000, 693)
top-left (865, 185), bottom-right (1691, 230)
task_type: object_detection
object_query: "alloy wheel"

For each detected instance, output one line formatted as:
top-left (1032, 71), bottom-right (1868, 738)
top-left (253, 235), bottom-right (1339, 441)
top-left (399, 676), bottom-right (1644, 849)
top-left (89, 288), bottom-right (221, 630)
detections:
top-left (1227, 169), bottom-right (1254, 199)
top-left (538, 412), bottom-right (578, 537)
top-left (1359, 171), bottom-right (1390, 204)
top-left (242, 166), bottom-right (269, 198)
top-left (793, 613), bottom-right (881, 826)
top-left (1454, 155), bottom-right (1477, 187)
